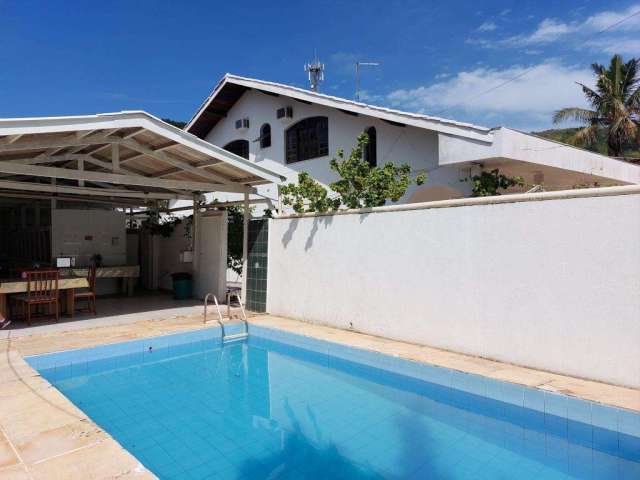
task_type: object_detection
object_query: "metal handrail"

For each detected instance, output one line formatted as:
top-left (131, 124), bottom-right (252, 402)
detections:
top-left (227, 292), bottom-right (249, 338)
top-left (204, 293), bottom-right (225, 338)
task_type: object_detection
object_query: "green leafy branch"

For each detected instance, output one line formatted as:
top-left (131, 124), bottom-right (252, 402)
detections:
top-left (462, 169), bottom-right (524, 197)
top-left (280, 133), bottom-right (426, 213)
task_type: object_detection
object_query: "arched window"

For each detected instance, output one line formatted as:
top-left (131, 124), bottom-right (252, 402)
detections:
top-left (285, 116), bottom-right (328, 164)
top-left (363, 126), bottom-right (377, 167)
top-left (259, 124), bottom-right (271, 149)
top-left (223, 139), bottom-right (249, 159)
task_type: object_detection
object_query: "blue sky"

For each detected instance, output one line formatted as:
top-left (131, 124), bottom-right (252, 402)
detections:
top-left (0, 0), bottom-right (638, 131)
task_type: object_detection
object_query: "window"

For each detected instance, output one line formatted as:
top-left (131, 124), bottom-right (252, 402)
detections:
top-left (285, 116), bottom-right (328, 164)
top-left (363, 126), bottom-right (377, 167)
top-left (259, 123), bottom-right (271, 149)
top-left (223, 139), bottom-right (249, 159)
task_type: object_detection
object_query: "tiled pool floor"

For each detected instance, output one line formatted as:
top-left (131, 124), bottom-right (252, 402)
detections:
top-left (29, 330), bottom-right (640, 479)
top-left (1, 314), bottom-right (638, 479)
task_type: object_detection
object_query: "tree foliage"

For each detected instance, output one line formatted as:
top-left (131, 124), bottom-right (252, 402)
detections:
top-left (464, 169), bottom-right (524, 197)
top-left (225, 205), bottom-right (246, 275)
top-left (280, 133), bottom-right (426, 213)
top-left (553, 54), bottom-right (640, 157)
top-left (162, 118), bottom-right (187, 129)
top-left (279, 172), bottom-right (341, 213)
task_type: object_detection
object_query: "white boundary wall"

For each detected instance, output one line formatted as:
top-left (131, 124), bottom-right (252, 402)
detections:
top-left (267, 186), bottom-right (640, 388)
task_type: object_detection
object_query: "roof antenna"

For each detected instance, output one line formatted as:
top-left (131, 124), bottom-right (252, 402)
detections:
top-left (355, 61), bottom-right (380, 101)
top-left (304, 52), bottom-right (324, 92)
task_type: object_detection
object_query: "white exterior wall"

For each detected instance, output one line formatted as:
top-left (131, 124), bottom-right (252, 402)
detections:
top-left (51, 209), bottom-right (127, 295)
top-left (157, 223), bottom-right (193, 291)
top-left (267, 190), bottom-right (640, 388)
top-left (203, 89), bottom-right (470, 204)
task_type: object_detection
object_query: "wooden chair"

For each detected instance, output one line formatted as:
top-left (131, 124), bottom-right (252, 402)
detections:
top-left (12, 270), bottom-right (59, 326)
top-left (73, 266), bottom-right (97, 316)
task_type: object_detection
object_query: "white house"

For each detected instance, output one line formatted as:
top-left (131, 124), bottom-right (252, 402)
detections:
top-left (184, 74), bottom-right (640, 207)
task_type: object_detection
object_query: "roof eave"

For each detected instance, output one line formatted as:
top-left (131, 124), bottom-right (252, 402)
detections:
top-left (186, 74), bottom-right (494, 143)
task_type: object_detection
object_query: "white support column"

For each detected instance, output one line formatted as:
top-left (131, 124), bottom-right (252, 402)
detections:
top-left (241, 192), bottom-right (249, 303)
top-left (192, 194), bottom-right (199, 295)
top-left (51, 178), bottom-right (57, 209)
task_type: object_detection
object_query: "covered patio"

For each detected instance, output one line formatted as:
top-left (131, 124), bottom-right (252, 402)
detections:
top-left (0, 111), bottom-right (283, 329)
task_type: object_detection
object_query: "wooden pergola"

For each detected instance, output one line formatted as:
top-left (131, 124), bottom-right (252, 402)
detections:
top-left (0, 111), bottom-right (284, 300)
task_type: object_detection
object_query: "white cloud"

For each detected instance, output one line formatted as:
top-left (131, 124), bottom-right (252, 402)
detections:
top-left (384, 61), bottom-right (593, 129)
top-left (477, 21), bottom-right (497, 32)
top-left (524, 18), bottom-right (576, 43)
top-left (585, 37), bottom-right (640, 54)
top-left (475, 4), bottom-right (640, 49)
top-left (583, 5), bottom-right (640, 31)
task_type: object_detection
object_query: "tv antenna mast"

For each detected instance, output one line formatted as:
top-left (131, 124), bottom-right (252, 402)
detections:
top-left (304, 55), bottom-right (325, 92)
top-left (355, 61), bottom-right (380, 101)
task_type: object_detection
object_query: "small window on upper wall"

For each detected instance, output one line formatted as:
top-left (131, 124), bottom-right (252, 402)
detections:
top-left (285, 116), bottom-right (329, 164)
top-left (363, 126), bottom-right (377, 167)
top-left (260, 124), bottom-right (271, 149)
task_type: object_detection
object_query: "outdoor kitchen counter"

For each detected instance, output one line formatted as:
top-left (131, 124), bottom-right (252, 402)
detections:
top-left (59, 265), bottom-right (140, 297)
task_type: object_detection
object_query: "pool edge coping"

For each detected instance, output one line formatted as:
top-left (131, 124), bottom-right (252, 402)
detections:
top-left (1, 313), bottom-right (638, 478)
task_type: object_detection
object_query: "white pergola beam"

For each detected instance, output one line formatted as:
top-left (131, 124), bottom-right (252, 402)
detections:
top-left (9, 154), bottom-right (81, 165)
top-left (0, 190), bottom-right (145, 207)
top-left (120, 142), bottom-right (176, 166)
top-left (121, 138), bottom-right (235, 185)
top-left (0, 134), bottom-right (24, 145)
top-left (0, 180), bottom-right (194, 200)
top-left (10, 153), bottom-right (147, 178)
top-left (0, 133), bottom-right (122, 153)
top-left (0, 161), bottom-right (252, 193)
top-left (152, 158), bottom-right (224, 178)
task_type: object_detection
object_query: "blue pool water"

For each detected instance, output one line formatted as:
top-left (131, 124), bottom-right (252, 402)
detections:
top-left (28, 326), bottom-right (639, 480)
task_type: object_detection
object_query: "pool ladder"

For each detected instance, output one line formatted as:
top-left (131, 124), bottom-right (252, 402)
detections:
top-left (203, 292), bottom-right (248, 343)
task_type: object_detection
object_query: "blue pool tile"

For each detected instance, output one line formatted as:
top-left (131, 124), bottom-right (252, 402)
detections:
top-left (618, 408), bottom-right (640, 437)
top-left (591, 403), bottom-right (619, 431)
top-left (590, 405), bottom-right (620, 457)
top-left (544, 391), bottom-right (568, 437)
top-left (522, 388), bottom-right (546, 429)
top-left (26, 327), bottom-right (640, 480)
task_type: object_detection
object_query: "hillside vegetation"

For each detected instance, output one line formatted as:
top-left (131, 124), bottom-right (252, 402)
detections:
top-left (534, 127), bottom-right (639, 159)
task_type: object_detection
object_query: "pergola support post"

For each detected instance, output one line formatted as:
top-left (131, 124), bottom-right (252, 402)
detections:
top-left (192, 194), bottom-right (199, 295)
top-left (112, 143), bottom-right (120, 172)
top-left (241, 192), bottom-right (249, 304)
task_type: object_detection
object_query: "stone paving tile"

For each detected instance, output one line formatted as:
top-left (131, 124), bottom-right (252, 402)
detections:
top-left (0, 464), bottom-right (31, 480)
top-left (0, 432), bottom-right (19, 470)
top-left (28, 439), bottom-right (152, 480)
top-left (15, 420), bottom-right (107, 465)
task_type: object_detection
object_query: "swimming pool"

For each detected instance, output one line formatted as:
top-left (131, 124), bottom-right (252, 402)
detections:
top-left (27, 325), bottom-right (639, 480)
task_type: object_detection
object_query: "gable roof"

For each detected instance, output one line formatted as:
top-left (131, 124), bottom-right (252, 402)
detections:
top-left (186, 74), bottom-right (494, 143)
top-left (0, 111), bottom-right (285, 206)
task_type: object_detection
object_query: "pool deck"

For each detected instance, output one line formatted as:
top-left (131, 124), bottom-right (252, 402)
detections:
top-left (0, 313), bottom-right (638, 479)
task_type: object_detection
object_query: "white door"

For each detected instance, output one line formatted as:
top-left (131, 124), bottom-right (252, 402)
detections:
top-left (195, 211), bottom-right (228, 299)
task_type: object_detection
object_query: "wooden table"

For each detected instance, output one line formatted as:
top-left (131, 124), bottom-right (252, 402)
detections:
top-left (0, 277), bottom-right (90, 319)
top-left (59, 265), bottom-right (140, 297)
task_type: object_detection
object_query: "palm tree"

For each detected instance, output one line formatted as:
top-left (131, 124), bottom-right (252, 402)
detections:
top-left (553, 54), bottom-right (639, 157)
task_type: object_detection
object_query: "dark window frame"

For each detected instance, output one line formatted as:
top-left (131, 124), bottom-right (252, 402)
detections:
top-left (285, 116), bottom-right (329, 164)
top-left (223, 139), bottom-right (250, 159)
top-left (259, 123), bottom-right (272, 149)
top-left (363, 126), bottom-right (377, 168)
